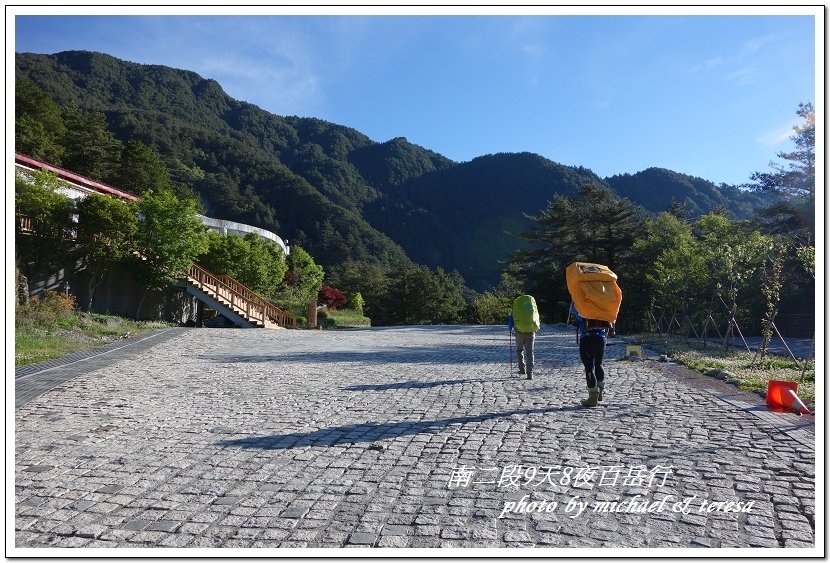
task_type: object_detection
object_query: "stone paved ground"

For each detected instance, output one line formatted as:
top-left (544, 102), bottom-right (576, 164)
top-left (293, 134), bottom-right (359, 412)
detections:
top-left (12, 325), bottom-right (818, 555)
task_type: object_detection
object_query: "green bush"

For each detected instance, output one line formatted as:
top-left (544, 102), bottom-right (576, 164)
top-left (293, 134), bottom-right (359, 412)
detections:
top-left (318, 311), bottom-right (336, 329)
top-left (350, 292), bottom-right (365, 316)
top-left (324, 308), bottom-right (371, 328)
top-left (472, 291), bottom-right (511, 325)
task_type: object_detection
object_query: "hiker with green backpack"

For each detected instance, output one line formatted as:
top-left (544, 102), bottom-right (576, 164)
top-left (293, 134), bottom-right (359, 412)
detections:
top-left (510, 294), bottom-right (541, 380)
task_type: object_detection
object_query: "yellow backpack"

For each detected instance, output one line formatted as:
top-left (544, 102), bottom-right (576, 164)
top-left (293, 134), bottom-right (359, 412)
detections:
top-left (566, 262), bottom-right (622, 323)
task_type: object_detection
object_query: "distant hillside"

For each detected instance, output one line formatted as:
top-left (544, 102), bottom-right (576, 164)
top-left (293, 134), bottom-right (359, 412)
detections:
top-left (15, 50), bottom-right (413, 271)
top-left (606, 168), bottom-right (773, 218)
top-left (16, 50), bottom-right (773, 290)
top-left (364, 152), bottom-right (604, 287)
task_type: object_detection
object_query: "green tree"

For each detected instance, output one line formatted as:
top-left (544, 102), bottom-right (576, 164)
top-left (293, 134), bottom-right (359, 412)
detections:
top-left (423, 268), bottom-right (467, 324)
top-left (514, 182), bottom-right (646, 322)
top-left (198, 231), bottom-right (288, 300)
top-left (242, 235), bottom-right (289, 300)
top-left (749, 199), bottom-right (815, 328)
top-left (276, 246), bottom-right (324, 318)
top-left (199, 230), bottom-right (243, 276)
top-left (75, 193), bottom-right (139, 310)
top-left (796, 245), bottom-right (815, 279)
top-left (472, 291), bottom-right (510, 325)
top-left (326, 259), bottom-right (392, 323)
top-left (112, 140), bottom-right (172, 195)
top-left (61, 106), bottom-right (122, 182)
top-left (131, 189), bottom-right (209, 318)
top-left (752, 201), bottom-right (813, 246)
top-left (748, 103), bottom-right (815, 199)
top-left (350, 292), bottom-right (365, 316)
top-left (755, 238), bottom-right (788, 360)
top-left (15, 77), bottom-right (66, 164)
top-left (382, 264), bottom-right (466, 325)
top-left (747, 103), bottom-right (815, 246)
top-left (696, 213), bottom-right (771, 347)
top-left (472, 270), bottom-right (525, 325)
top-left (648, 231), bottom-right (708, 335)
top-left (15, 170), bottom-right (74, 226)
top-left (15, 169), bottom-right (76, 279)
top-left (629, 212), bottom-right (706, 332)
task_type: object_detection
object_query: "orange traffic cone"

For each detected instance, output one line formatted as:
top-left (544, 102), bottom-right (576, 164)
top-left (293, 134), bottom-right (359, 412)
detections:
top-left (787, 388), bottom-right (811, 415)
top-left (766, 380), bottom-right (810, 415)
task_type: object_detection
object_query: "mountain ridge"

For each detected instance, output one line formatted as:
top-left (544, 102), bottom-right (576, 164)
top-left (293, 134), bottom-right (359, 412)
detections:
top-left (16, 49), bottom-right (773, 289)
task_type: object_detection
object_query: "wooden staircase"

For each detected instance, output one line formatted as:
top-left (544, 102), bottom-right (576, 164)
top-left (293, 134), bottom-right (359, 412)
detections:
top-left (182, 263), bottom-right (297, 329)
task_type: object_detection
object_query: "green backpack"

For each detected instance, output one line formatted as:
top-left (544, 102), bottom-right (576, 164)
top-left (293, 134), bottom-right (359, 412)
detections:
top-left (512, 295), bottom-right (540, 333)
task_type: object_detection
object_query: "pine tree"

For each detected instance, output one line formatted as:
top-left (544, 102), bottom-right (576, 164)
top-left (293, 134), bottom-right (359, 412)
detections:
top-left (60, 106), bottom-right (122, 182)
top-left (748, 102), bottom-right (815, 199)
top-left (113, 140), bottom-right (172, 195)
top-left (15, 77), bottom-right (66, 164)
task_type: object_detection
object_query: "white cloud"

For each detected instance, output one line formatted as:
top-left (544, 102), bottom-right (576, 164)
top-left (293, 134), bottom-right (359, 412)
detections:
top-left (741, 33), bottom-right (777, 54)
top-left (505, 17), bottom-right (549, 62)
top-left (687, 32), bottom-right (783, 87)
top-left (134, 17), bottom-right (327, 114)
top-left (725, 67), bottom-right (757, 85)
top-left (699, 57), bottom-right (724, 70)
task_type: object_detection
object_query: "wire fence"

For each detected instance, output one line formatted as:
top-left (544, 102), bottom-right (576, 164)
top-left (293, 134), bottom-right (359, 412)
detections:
top-left (616, 313), bottom-right (815, 339)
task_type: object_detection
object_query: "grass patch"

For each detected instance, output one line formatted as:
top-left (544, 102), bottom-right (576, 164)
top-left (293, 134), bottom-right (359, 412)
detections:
top-left (628, 333), bottom-right (815, 405)
top-left (681, 357), bottom-right (727, 373)
top-left (319, 308), bottom-right (371, 329)
top-left (15, 295), bottom-right (172, 367)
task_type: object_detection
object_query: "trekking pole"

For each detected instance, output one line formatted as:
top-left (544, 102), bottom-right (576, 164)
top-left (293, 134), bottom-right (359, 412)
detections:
top-left (507, 314), bottom-right (514, 376)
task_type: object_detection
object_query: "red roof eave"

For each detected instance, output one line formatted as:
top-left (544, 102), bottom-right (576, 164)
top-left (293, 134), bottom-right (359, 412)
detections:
top-left (15, 152), bottom-right (140, 202)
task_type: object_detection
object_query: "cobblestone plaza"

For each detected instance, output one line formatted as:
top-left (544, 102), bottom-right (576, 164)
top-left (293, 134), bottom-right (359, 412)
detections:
top-left (12, 325), bottom-right (819, 555)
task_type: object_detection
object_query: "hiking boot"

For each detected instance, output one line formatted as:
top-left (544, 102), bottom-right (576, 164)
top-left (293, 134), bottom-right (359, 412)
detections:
top-left (597, 381), bottom-right (605, 402)
top-left (581, 388), bottom-right (599, 408)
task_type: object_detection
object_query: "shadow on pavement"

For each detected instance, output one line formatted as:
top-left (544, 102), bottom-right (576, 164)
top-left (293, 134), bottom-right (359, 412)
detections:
top-left (216, 406), bottom-right (560, 450)
top-left (343, 379), bottom-right (479, 391)
top-left (198, 344), bottom-right (509, 365)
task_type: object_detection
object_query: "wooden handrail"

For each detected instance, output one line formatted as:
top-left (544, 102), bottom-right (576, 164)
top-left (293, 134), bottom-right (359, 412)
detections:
top-left (215, 275), bottom-right (298, 329)
top-left (188, 264), bottom-right (297, 329)
top-left (18, 216), bottom-right (36, 234)
top-left (17, 215), bottom-right (75, 240)
top-left (188, 263), bottom-right (264, 325)
top-left (19, 213), bottom-right (296, 329)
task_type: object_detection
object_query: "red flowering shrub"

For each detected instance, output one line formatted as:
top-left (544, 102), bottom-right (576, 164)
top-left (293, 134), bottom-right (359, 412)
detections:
top-left (318, 284), bottom-right (348, 310)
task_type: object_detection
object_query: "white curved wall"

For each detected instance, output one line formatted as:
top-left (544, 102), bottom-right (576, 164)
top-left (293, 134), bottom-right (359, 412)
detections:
top-left (15, 159), bottom-right (289, 256)
top-left (197, 214), bottom-right (289, 256)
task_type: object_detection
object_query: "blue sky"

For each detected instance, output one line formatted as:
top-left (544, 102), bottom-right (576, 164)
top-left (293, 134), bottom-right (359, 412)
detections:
top-left (10, 8), bottom-right (820, 186)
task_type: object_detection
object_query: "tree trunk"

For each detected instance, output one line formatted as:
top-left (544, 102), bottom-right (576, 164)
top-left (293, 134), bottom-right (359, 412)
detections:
top-left (307, 298), bottom-right (318, 328)
top-left (135, 288), bottom-right (149, 320)
top-left (16, 267), bottom-right (29, 306)
top-left (86, 272), bottom-right (103, 312)
top-left (758, 307), bottom-right (779, 362)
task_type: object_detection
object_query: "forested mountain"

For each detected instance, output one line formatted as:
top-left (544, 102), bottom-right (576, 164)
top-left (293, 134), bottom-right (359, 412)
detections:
top-left (364, 153), bottom-right (604, 287)
top-left (15, 50), bottom-right (412, 272)
top-left (16, 50), bottom-right (773, 290)
top-left (606, 168), bottom-right (773, 218)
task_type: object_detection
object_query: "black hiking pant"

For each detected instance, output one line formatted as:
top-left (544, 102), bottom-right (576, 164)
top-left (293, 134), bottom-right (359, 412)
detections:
top-left (579, 333), bottom-right (606, 388)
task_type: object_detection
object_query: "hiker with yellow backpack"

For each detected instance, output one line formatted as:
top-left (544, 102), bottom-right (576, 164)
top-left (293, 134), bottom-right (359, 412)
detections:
top-left (566, 262), bottom-right (623, 408)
